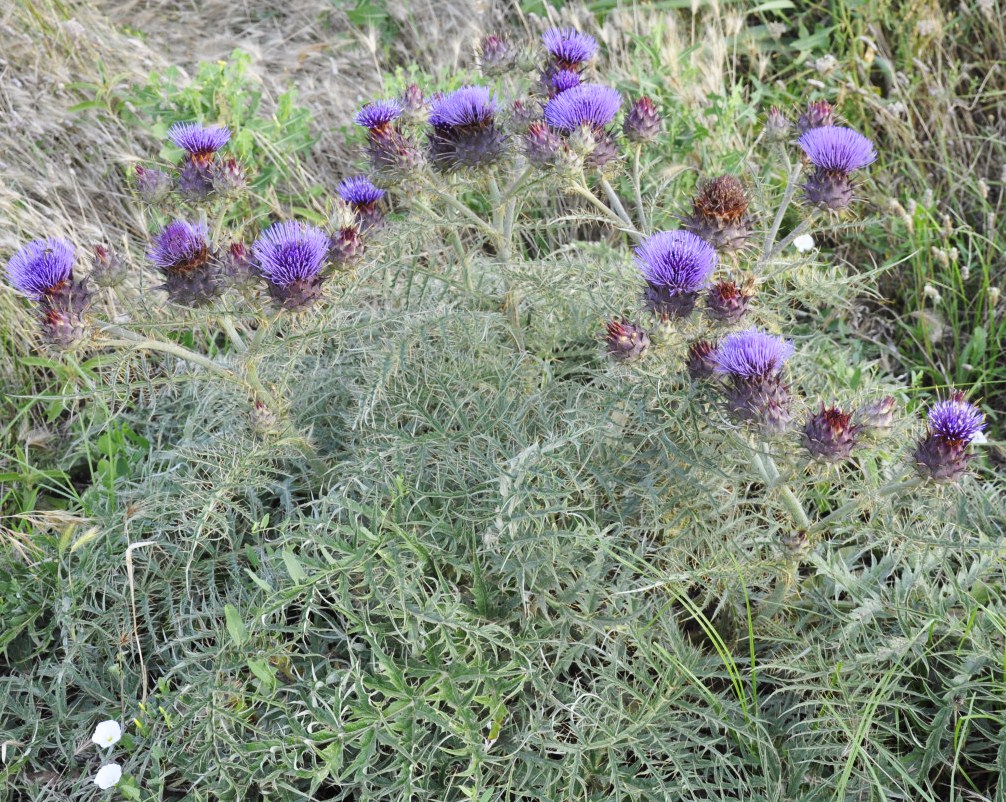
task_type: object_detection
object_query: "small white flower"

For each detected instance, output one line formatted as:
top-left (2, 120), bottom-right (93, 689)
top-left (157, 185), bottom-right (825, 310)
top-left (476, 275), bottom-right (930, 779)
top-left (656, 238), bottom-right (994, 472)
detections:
top-left (972, 430), bottom-right (988, 445)
top-left (923, 283), bottom-right (942, 304)
top-left (94, 763), bottom-right (122, 790)
top-left (793, 234), bottom-right (816, 253)
top-left (91, 720), bottom-right (122, 748)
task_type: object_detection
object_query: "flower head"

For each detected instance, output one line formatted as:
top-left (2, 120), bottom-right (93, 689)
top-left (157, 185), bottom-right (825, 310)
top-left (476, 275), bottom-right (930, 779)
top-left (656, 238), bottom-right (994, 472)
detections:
top-left (91, 720), bottom-right (122, 748)
top-left (713, 328), bottom-right (794, 379)
top-left (623, 96), bottom-right (660, 143)
top-left (134, 165), bottom-right (172, 203)
top-left (683, 175), bottom-right (752, 252)
top-left (542, 27), bottom-right (598, 68)
top-left (167, 122), bottom-right (230, 164)
top-left (478, 33), bottom-right (515, 75)
top-left (544, 84), bottom-right (622, 131)
top-left (94, 763), bottom-right (122, 790)
top-left (354, 99), bottom-right (403, 133)
top-left (686, 340), bottom-right (718, 380)
top-left (635, 230), bottom-right (718, 293)
top-left (798, 126), bottom-right (876, 174)
top-left (550, 69), bottom-right (582, 95)
top-left (764, 106), bottom-right (790, 141)
top-left (604, 318), bottom-right (649, 362)
top-left (706, 279), bottom-right (755, 324)
top-left (797, 99), bottom-right (835, 134)
top-left (337, 175), bottom-right (385, 207)
top-left (428, 86), bottom-right (506, 171)
top-left (803, 404), bottom-right (860, 463)
top-left (429, 85), bottom-right (498, 128)
top-left (147, 220), bottom-right (209, 273)
top-left (927, 392), bottom-right (986, 444)
top-left (253, 221), bottom-right (330, 287)
top-left (5, 237), bottom-right (75, 299)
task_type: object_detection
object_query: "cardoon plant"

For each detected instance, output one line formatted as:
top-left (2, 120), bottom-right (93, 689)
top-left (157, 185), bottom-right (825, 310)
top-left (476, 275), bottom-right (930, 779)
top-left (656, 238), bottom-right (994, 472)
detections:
top-left (355, 99), bottom-right (421, 174)
top-left (635, 230), bottom-right (718, 321)
top-left (541, 27), bottom-right (598, 72)
top-left (252, 220), bottom-right (331, 310)
top-left (682, 175), bottom-right (752, 252)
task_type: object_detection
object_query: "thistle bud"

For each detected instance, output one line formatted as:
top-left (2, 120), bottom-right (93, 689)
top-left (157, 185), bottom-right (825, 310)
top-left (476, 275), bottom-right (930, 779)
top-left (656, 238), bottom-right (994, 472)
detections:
top-left (706, 278), bottom-right (755, 324)
top-left (682, 175), bottom-right (752, 253)
top-left (764, 107), bottom-right (790, 142)
top-left (135, 165), bottom-right (172, 203)
top-left (802, 404), bottom-right (860, 463)
top-left (604, 319), bottom-right (649, 362)
top-left (401, 84), bottom-right (426, 119)
top-left (686, 340), bottom-right (717, 380)
top-left (330, 225), bottom-right (365, 266)
top-left (478, 33), bottom-right (516, 76)
top-left (220, 242), bottom-right (258, 293)
top-left (178, 160), bottom-right (213, 199)
top-left (91, 245), bottom-right (127, 288)
top-left (623, 97), bottom-right (660, 144)
top-left (251, 400), bottom-right (282, 436)
top-left (508, 98), bottom-right (541, 133)
top-left (796, 100), bottom-right (835, 134)
top-left (524, 122), bottom-right (565, 167)
top-left (211, 157), bottom-right (247, 195)
top-left (853, 396), bottom-right (897, 434)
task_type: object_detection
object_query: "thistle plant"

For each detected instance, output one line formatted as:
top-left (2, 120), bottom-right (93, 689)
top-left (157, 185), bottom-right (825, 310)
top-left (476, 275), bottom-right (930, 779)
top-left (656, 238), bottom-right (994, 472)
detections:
top-left (4, 20), bottom-right (1002, 802)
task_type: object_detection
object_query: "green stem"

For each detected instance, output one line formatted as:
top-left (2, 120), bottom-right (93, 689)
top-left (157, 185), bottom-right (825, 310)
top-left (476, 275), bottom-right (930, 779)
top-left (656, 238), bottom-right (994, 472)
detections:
top-left (219, 315), bottom-right (247, 354)
top-left (419, 178), bottom-right (498, 243)
top-left (631, 145), bottom-right (647, 231)
top-left (806, 476), bottom-right (922, 534)
top-left (751, 443), bottom-right (812, 530)
top-left (98, 335), bottom-right (236, 383)
top-left (599, 176), bottom-right (634, 229)
top-left (762, 161), bottom-right (803, 260)
top-left (570, 184), bottom-right (641, 238)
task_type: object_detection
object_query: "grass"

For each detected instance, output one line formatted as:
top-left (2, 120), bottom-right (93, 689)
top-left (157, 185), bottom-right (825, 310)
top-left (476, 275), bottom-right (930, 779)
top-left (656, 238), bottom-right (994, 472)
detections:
top-left (2, 1), bottom-right (1005, 801)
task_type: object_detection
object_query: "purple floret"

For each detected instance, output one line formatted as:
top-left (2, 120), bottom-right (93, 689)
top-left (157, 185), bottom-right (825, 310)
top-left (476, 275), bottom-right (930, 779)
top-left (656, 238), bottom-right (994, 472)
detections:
top-left (167, 122), bottom-right (231, 161)
top-left (550, 69), bottom-right (582, 94)
top-left (544, 84), bottom-right (622, 131)
top-left (928, 394), bottom-right (986, 444)
top-left (354, 99), bottom-right (404, 131)
top-left (428, 86), bottom-right (498, 128)
top-left (713, 329), bottom-right (795, 378)
top-left (797, 126), bottom-right (877, 174)
top-left (337, 176), bottom-right (385, 206)
top-left (5, 237), bottom-right (76, 299)
top-left (634, 230), bottom-right (718, 293)
top-left (253, 221), bottom-right (330, 286)
top-left (147, 220), bottom-right (209, 272)
top-left (542, 27), bottom-right (598, 67)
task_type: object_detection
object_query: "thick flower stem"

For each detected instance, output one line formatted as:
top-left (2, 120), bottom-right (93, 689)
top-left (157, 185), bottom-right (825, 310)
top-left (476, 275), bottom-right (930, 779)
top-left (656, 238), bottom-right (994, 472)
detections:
top-left (599, 176), bottom-right (635, 229)
top-left (569, 183), bottom-right (643, 241)
top-left (490, 176), bottom-right (524, 350)
top-left (751, 444), bottom-right (812, 530)
top-left (631, 145), bottom-right (647, 231)
top-left (220, 315), bottom-right (247, 354)
top-left (419, 178), bottom-right (499, 243)
top-left (762, 161), bottom-right (803, 259)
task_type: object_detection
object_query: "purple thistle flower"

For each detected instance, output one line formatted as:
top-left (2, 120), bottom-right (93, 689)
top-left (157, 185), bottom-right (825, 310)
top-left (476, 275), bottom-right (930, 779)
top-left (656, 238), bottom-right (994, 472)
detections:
top-left (915, 390), bottom-right (986, 482)
top-left (713, 328), bottom-right (794, 378)
top-left (428, 85), bottom-right (506, 171)
top-left (713, 329), bottom-right (795, 434)
top-left (544, 83), bottom-right (622, 131)
top-left (636, 231), bottom-right (718, 321)
top-left (927, 394), bottom-right (985, 444)
top-left (253, 221), bottom-right (330, 286)
top-left (798, 126), bottom-right (876, 174)
top-left (798, 125), bottom-right (876, 210)
top-left (5, 237), bottom-right (76, 300)
top-left (147, 220), bottom-right (219, 305)
top-left (354, 99), bottom-right (404, 134)
top-left (167, 122), bottom-right (231, 164)
top-left (635, 230), bottom-right (718, 293)
top-left (429, 86), bottom-right (498, 128)
top-left (148, 220), bottom-right (210, 273)
top-left (337, 176), bottom-right (385, 206)
top-left (542, 27), bottom-right (598, 68)
top-left (550, 69), bottom-right (582, 95)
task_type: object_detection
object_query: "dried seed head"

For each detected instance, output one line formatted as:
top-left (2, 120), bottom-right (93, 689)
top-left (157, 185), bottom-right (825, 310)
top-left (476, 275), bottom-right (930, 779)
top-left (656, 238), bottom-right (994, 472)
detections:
top-left (683, 175), bottom-right (752, 252)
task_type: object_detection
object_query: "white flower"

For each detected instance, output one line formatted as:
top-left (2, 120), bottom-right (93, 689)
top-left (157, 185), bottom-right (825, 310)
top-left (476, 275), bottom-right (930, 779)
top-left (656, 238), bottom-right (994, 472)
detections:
top-left (972, 430), bottom-right (988, 445)
top-left (793, 234), bottom-right (816, 253)
top-left (94, 763), bottom-right (122, 790)
top-left (91, 720), bottom-right (122, 748)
